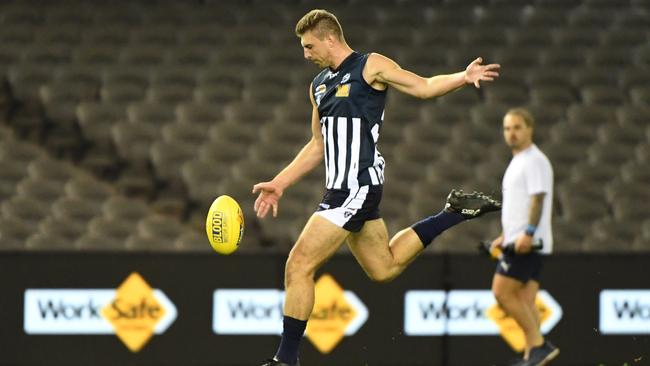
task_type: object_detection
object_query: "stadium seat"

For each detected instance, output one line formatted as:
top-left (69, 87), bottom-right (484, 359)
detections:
top-left (136, 214), bottom-right (187, 241)
top-left (26, 232), bottom-right (75, 250)
top-left (129, 26), bottom-right (179, 47)
top-left (64, 176), bottom-right (114, 202)
top-left (552, 219), bottom-right (587, 253)
top-left (7, 65), bottom-right (54, 102)
top-left (179, 25), bottom-right (226, 47)
top-left (165, 46), bottom-right (211, 67)
top-left (540, 48), bottom-right (585, 68)
top-left (581, 86), bottom-right (625, 106)
top-left (587, 48), bottom-right (632, 69)
top-left (76, 102), bottom-right (126, 144)
top-left (530, 86), bottom-right (576, 108)
top-left (587, 142), bottom-right (634, 167)
top-left (194, 84), bottom-right (242, 104)
top-left (21, 44), bottom-right (71, 66)
top-left (75, 233), bottom-right (127, 251)
top-left (620, 161), bottom-right (650, 184)
top-left (150, 140), bottom-right (196, 181)
top-left (597, 122), bottom-right (645, 145)
top-left (630, 86), bottom-right (650, 106)
top-left (119, 46), bottom-right (165, 67)
top-left (87, 216), bottom-right (135, 242)
top-left (102, 195), bottom-right (150, 221)
top-left (38, 215), bottom-right (85, 242)
top-left (567, 104), bottom-right (616, 125)
top-left (208, 120), bottom-right (259, 145)
top-left (0, 217), bottom-right (32, 250)
top-left (103, 66), bottom-right (149, 89)
top-left (82, 26), bottom-right (130, 46)
top-left (522, 8), bottom-right (568, 27)
top-left (34, 24), bottom-right (82, 47)
top-left (112, 120), bottom-right (160, 163)
top-left (1, 194), bottom-right (49, 228)
top-left (161, 121), bottom-right (209, 146)
top-left (571, 68), bottom-right (619, 89)
top-left (174, 230), bottom-right (211, 252)
top-left (16, 177), bottom-right (65, 204)
top-left (567, 8), bottom-right (613, 28)
top-left (100, 83), bottom-right (146, 104)
top-left (146, 84), bottom-right (194, 104)
top-left (127, 102), bottom-right (176, 125)
top-left (568, 163), bottom-right (618, 186)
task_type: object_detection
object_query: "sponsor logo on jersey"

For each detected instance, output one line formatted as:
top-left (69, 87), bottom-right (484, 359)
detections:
top-left (336, 84), bottom-right (350, 97)
top-left (341, 73), bottom-right (350, 83)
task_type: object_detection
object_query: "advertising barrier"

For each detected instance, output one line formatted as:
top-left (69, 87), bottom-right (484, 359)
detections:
top-left (1, 252), bottom-right (649, 366)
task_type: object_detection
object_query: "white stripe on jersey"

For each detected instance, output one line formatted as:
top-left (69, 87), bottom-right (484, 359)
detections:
top-left (347, 117), bottom-right (361, 189)
top-left (368, 166), bottom-right (379, 185)
top-left (326, 116), bottom-right (336, 189)
top-left (333, 117), bottom-right (348, 189)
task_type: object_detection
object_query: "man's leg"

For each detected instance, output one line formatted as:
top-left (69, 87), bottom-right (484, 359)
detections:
top-left (346, 189), bottom-right (502, 282)
top-left (347, 219), bottom-right (423, 282)
top-left (519, 280), bottom-right (541, 329)
top-left (274, 214), bottom-right (349, 364)
top-left (492, 274), bottom-right (544, 359)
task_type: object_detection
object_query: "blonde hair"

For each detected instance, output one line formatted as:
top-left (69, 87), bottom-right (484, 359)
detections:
top-left (295, 9), bottom-right (344, 41)
top-left (506, 107), bottom-right (535, 128)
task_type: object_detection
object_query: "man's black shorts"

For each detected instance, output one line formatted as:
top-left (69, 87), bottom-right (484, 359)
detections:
top-left (496, 249), bottom-right (543, 283)
top-left (315, 185), bottom-right (382, 232)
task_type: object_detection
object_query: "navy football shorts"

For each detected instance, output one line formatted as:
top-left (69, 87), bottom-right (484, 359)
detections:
top-left (496, 249), bottom-right (543, 283)
top-left (314, 185), bottom-right (382, 232)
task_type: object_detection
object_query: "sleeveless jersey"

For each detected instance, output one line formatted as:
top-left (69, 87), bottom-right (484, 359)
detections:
top-left (311, 52), bottom-right (387, 190)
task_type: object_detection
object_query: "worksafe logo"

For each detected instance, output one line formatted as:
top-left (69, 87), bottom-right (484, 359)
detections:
top-left (24, 272), bottom-right (177, 352)
top-left (306, 274), bottom-right (367, 353)
top-left (600, 290), bottom-right (650, 334)
top-left (486, 291), bottom-right (561, 352)
top-left (212, 273), bottom-right (367, 354)
top-left (404, 290), bottom-right (561, 352)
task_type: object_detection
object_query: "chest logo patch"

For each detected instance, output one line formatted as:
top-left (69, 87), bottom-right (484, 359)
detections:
top-left (336, 84), bottom-right (350, 97)
top-left (341, 73), bottom-right (350, 84)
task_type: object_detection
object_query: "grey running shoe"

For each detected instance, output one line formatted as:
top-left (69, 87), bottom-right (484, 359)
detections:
top-left (444, 189), bottom-right (502, 219)
top-left (523, 341), bottom-right (560, 366)
top-left (259, 358), bottom-right (300, 366)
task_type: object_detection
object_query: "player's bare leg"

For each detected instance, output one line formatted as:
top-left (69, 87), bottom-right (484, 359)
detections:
top-left (492, 274), bottom-right (544, 358)
top-left (347, 219), bottom-right (423, 282)
top-left (283, 215), bottom-right (348, 319)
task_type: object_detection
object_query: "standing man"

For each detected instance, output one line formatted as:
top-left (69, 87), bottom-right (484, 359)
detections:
top-left (253, 9), bottom-right (501, 366)
top-left (491, 108), bottom-right (559, 366)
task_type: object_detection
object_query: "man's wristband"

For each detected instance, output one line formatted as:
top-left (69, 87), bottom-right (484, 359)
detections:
top-left (525, 224), bottom-right (537, 237)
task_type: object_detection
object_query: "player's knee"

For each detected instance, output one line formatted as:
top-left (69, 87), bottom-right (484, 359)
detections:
top-left (284, 247), bottom-right (314, 287)
top-left (367, 269), bottom-right (396, 283)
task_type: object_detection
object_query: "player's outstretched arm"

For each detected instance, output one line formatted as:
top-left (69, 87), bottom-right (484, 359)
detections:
top-left (252, 85), bottom-right (324, 218)
top-left (364, 53), bottom-right (500, 99)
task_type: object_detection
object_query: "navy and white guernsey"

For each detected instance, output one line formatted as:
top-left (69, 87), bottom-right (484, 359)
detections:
top-left (312, 51), bottom-right (387, 190)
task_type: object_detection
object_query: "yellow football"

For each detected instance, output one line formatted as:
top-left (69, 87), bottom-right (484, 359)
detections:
top-left (205, 195), bottom-right (244, 255)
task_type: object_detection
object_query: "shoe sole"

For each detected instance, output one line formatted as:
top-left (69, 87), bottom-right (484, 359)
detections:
top-left (532, 348), bottom-right (560, 366)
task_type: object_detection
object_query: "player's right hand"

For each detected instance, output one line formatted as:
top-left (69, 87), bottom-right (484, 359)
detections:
top-left (252, 181), bottom-right (284, 218)
top-left (490, 236), bottom-right (504, 252)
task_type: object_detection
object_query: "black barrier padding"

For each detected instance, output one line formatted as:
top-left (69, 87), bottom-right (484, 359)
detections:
top-left (1, 252), bottom-right (649, 366)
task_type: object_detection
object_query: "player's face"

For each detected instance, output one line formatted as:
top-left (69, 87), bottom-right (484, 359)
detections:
top-left (503, 113), bottom-right (533, 150)
top-left (300, 31), bottom-right (331, 68)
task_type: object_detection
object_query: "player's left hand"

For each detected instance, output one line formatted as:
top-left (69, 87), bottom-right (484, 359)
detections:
top-left (514, 234), bottom-right (533, 254)
top-left (465, 57), bottom-right (500, 88)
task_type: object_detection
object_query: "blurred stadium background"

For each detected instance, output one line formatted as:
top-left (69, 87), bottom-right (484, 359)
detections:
top-left (0, 0), bottom-right (648, 365)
